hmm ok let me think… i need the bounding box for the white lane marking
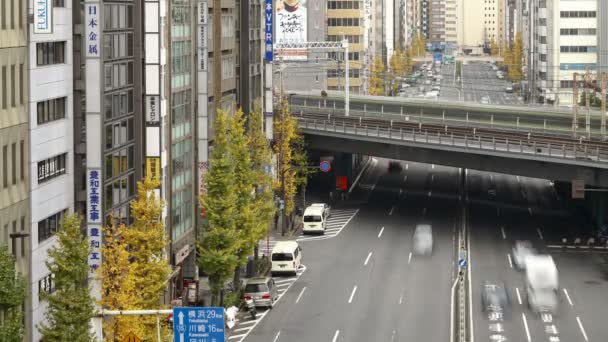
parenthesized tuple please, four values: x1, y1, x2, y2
(501, 226, 506, 239)
(228, 333, 248, 340)
(273, 331, 281, 342)
(295, 287, 307, 304)
(332, 330, 340, 342)
(233, 327, 253, 333)
(522, 313, 531, 342)
(389, 206, 395, 215)
(364, 252, 372, 266)
(403, 175, 408, 182)
(537, 228, 544, 240)
(428, 190, 432, 197)
(467, 229, 474, 342)
(517, 176, 521, 183)
(507, 253, 513, 268)
(399, 293, 404, 304)
(431, 174, 435, 182)
(378, 227, 385, 238)
(432, 164, 435, 169)
(528, 207, 533, 216)
(274, 278, 295, 284)
(515, 287, 522, 305)
(348, 285, 358, 303)
(408, 252, 412, 264)
(237, 319, 258, 326)
(422, 208, 427, 216)
(406, 164, 409, 170)
(275, 282, 291, 288)
(370, 183, 376, 191)
(563, 288, 573, 306)
(576, 316, 589, 341)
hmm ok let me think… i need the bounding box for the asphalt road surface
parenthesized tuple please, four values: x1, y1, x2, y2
(233, 160, 607, 342)
(461, 62, 523, 105)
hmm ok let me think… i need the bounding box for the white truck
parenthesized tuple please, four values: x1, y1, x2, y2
(525, 255, 559, 314)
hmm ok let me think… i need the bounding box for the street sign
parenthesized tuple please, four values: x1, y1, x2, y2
(122, 332, 142, 342)
(459, 249, 467, 261)
(458, 258, 467, 269)
(320, 160, 331, 173)
(572, 179, 585, 199)
(173, 307, 225, 342)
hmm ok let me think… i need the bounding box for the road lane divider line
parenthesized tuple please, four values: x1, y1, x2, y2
(431, 174, 435, 182)
(515, 287, 522, 305)
(295, 287, 307, 304)
(273, 331, 281, 342)
(467, 228, 474, 342)
(563, 288, 573, 306)
(501, 226, 506, 239)
(332, 330, 340, 342)
(228, 333, 247, 340)
(576, 316, 589, 341)
(408, 252, 412, 264)
(507, 253, 513, 268)
(422, 208, 427, 216)
(348, 285, 358, 304)
(522, 313, 531, 342)
(406, 164, 409, 170)
(274, 278, 295, 284)
(403, 175, 408, 182)
(537, 228, 544, 240)
(428, 191, 432, 197)
(432, 164, 435, 169)
(378, 227, 384, 238)
(364, 252, 372, 266)
(389, 206, 395, 216)
(528, 207, 533, 216)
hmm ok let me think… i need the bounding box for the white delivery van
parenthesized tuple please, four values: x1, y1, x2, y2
(302, 206, 326, 234)
(524, 255, 559, 314)
(271, 241, 302, 276)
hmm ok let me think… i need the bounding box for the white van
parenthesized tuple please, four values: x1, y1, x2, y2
(302, 206, 326, 234)
(271, 241, 302, 276)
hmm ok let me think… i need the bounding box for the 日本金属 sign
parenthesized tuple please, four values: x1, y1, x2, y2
(85, 3, 100, 57)
(173, 307, 224, 342)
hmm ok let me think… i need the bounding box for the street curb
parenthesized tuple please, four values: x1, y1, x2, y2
(348, 157, 374, 194)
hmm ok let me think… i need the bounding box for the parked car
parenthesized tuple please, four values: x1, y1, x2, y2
(244, 277, 279, 309)
(505, 86, 514, 93)
(271, 241, 302, 275)
(309, 203, 331, 219)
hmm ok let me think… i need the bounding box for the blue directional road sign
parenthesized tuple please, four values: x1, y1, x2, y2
(458, 258, 467, 269)
(173, 307, 224, 342)
(320, 160, 331, 173)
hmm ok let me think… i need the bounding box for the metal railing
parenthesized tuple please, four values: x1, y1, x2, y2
(297, 117, 608, 165)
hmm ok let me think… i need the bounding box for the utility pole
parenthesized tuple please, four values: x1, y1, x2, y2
(573, 72, 579, 136)
(585, 67, 591, 138)
(212, 0, 222, 114)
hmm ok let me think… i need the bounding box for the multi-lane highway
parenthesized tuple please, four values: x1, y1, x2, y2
(460, 62, 523, 105)
(229, 159, 607, 342)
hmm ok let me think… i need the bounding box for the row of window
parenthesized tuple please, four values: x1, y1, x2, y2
(0, 0, 33, 31)
(560, 28, 596, 36)
(105, 173, 135, 209)
(327, 18, 361, 27)
(171, 187, 193, 240)
(327, 1, 362, 10)
(560, 11, 596, 18)
(103, 32, 134, 60)
(559, 63, 596, 71)
(104, 145, 134, 180)
(104, 89, 134, 120)
(327, 69, 361, 78)
(0, 64, 24, 110)
(327, 35, 361, 43)
(560, 46, 597, 53)
(37, 153, 67, 184)
(38, 210, 67, 243)
(1, 141, 25, 188)
(104, 4, 134, 31)
(104, 61, 135, 91)
(36, 42, 66, 66)
(38, 273, 55, 298)
(104, 118, 135, 150)
(37, 97, 66, 125)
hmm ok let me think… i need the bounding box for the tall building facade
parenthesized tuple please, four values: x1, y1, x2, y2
(531, 0, 598, 104)
(428, 0, 445, 49)
(28, 0, 75, 339)
(237, 0, 264, 114)
(482, 0, 506, 44)
(0, 0, 30, 338)
(598, 0, 608, 75)
(445, 0, 458, 50)
(327, 0, 364, 93)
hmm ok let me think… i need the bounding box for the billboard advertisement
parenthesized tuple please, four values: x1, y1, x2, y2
(275, 0, 307, 60)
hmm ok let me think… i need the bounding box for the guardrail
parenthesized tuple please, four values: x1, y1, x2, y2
(296, 117, 608, 165)
(290, 103, 606, 140)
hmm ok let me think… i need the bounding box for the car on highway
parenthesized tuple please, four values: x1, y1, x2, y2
(309, 203, 331, 219)
(481, 281, 511, 319)
(512, 240, 536, 270)
(413, 224, 433, 255)
(424, 79, 432, 85)
(244, 277, 279, 309)
(480, 96, 491, 104)
(431, 85, 441, 92)
(505, 86, 514, 93)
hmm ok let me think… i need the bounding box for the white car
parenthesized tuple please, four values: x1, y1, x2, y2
(480, 96, 491, 104)
(309, 203, 331, 218)
(512, 241, 536, 270)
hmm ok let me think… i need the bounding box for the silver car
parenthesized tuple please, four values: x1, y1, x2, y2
(512, 241, 536, 270)
(244, 277, 279, 309)
(413, 224, 433, 256)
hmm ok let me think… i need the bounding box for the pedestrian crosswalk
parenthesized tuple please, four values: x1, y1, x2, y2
(297, 208, 359, 242)
(227, 265, 307, 341)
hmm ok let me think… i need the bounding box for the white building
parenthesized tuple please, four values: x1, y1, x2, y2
(531, 0, 598, 104)
(28, 0, 75, 339)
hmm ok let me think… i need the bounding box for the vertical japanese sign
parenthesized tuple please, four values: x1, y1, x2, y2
(87, 169, 102, 275)
(34, 0, 52, 34)
(85, 4, 100, 57)
(198, 0, 210, 224)
(275, 0, 307, 60)
(265, 0, 273, 61)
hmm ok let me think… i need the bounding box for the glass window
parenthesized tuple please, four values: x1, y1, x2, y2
(38, 273, 56, 299)
(37, 97, 67, 124)
(20, 140, 24, 180)
(1, 66, 6, 109)
(38, 210, 67, 242)
(37, 153, 67, 183)
(11, 143, 16, 185)
(36, 42, 66, 66)
(2, 145, 7, 188)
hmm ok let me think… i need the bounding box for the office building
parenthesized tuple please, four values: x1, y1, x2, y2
(598, 0, 608, 74)
(238, 0, 264, 114)
(421, 0, 429, 40)
(428, 0, 445, 49)
(26, 0, 76, 340)
(0, 0, 30, 338)
(530, 0, 598, 104)
(482, 0, 506, 44)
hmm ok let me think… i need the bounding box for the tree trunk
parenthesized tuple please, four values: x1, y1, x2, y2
(254, 245, 259, 260)
(233, 266, 241, 293)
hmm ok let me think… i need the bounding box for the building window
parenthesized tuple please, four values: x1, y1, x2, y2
(36, 41, 66, 66)
(37, 153, 67, 183)
(0, 0, 5, 30)
(20, 216, 25, 257)
(1, 66, 6, 109)
(2, 145, 7, 188)
(10, 65, 15, 107)
(20, 140, 24, 180)
(10, 0, 14, 29)
(560, 46, 596, 53)
(560, 11, 596, 18)
(37, 97, 67, 124)
(38, 273, 55, 298)
(53, 0, 65, 7)
(38, 210, 67, 243)
(11, 143, 16, 185)
(19, 64, 24, 104)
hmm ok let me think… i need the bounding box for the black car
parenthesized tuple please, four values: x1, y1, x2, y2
(481, 281, 511, 319)
(388, 161, 402, 172)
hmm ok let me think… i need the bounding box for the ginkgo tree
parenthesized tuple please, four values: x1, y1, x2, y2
(0, 246, 26, 342)
(369, 57, 386, 96)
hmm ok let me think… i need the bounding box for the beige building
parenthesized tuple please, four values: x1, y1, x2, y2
(459, 0, 505, 54)
(327, 0, 365, 93)
(0, 0, 30, 337)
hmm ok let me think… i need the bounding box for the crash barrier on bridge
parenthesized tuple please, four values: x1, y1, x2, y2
(546, 237, 608, 250)
(295, 117, 608, 165)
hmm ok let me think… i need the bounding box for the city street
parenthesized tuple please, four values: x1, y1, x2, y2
(228, 159, 608, 342)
